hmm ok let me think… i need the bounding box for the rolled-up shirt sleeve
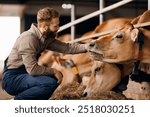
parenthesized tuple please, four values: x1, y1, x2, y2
(18, 36, 54, 76)
(46, 38, 87, 54)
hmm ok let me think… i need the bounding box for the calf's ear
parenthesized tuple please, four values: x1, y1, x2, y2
(130, 28, 139, 42)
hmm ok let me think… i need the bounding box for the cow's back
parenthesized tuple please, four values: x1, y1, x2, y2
(94, 18, 133, 33)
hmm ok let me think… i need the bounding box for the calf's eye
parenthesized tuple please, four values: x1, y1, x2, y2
(116, 34, 123, 39)
(95, 67, 101, 73)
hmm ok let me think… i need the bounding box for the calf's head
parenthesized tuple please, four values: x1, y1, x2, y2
(83, 61, 121, 97)
(87, 23, 139, 63)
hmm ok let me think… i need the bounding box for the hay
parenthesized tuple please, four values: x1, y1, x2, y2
(50, 81, 128, 100)
(50, 81, 85, 100)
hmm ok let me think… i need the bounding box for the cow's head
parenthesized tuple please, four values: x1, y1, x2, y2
(87, 23, 140, 63)
(83, 61, 121, 97)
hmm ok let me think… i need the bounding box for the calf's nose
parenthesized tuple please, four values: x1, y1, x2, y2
(83, 92, 87, 97)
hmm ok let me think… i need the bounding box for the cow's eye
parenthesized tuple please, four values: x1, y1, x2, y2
(95, 67, 101, 73)
(115, 34, 123, 39)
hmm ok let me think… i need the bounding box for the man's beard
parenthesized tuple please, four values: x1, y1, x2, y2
(44, 30, 57, 38)
(48, 31, 57, 38)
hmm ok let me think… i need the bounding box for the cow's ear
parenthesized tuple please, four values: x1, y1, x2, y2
(131, 28, 139, 42)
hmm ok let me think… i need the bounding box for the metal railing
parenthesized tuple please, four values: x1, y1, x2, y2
(148, 0, 150, 10)
(67, 21, 150, 43)
(58, 0, 133, 33)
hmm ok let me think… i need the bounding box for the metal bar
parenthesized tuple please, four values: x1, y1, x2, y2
(68, 21, 150, 43)
(58, 0, 133, 32)
(134, 21, 150, 28)
(67, 30, 113, 43)
(71, 4, 75, 40)
(99, 0, 104, 24)
(148, 0, 150, 10)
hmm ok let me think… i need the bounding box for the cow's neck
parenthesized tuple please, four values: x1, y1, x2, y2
(139, 28, 150, 63)
(131, 28, 150, 75)
(131, 29, 144, 78)
(135, 30, 144, 60)
(132, 28, 150, 63)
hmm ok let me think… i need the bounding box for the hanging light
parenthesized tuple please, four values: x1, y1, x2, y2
(62, 3, 72, 9)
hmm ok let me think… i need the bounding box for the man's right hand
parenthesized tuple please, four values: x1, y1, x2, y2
(53, 69, 63, 84)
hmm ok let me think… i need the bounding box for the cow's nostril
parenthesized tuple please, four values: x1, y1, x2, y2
(83, 92, 87, 97)
(89, 42, 95, 47)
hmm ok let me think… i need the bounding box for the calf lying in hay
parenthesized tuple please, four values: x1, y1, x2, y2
(50, 81, 128, 100)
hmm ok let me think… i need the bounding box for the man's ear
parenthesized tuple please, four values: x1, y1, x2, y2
(130, 28, 139, 42)
(44, 26, 48, 31)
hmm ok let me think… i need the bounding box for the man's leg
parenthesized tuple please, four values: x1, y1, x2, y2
(12, 74, 58, 100)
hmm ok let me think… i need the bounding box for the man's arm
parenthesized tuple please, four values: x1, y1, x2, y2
(18, 35, 54, 76)
(46, 38, 87, 54)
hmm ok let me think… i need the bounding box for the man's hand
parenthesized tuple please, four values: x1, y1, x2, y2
(53, 69, 63, 84)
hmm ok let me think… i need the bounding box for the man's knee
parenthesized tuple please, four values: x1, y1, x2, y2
(42, 77, 58, 87)
(41, 78, 59, 91)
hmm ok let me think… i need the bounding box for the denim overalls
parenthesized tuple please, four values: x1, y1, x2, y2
(2, 59, 58, 100)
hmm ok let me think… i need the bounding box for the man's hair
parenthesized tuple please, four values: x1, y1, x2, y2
(37, 7, 59, 23)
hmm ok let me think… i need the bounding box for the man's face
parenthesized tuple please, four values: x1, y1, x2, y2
(49, 17, 60, 33)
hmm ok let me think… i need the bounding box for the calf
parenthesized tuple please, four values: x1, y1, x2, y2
(83, 61, 121, 97)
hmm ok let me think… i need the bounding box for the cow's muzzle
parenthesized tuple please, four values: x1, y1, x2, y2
(82, 91, 88, 97)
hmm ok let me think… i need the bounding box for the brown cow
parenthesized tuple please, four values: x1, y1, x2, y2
(38, 18, 133, 94)
(38, 17, 133, 74)
(87, 10, 150, 65)
(82, 60, 150, 99)
(79, 17, 132, 44)
(51, 53, 93, 87)
(83, 61, 121, 97)
(51, 61, 128, 100)
(94, 18, 133, 33)
(86, 10, 150, 99)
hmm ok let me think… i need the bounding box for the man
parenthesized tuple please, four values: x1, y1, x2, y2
(2, 7, 87, 100)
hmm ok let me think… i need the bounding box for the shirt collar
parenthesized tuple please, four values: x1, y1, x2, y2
(29, 23, 45, 43)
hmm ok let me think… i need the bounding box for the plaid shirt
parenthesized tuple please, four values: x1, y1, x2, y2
(6, 23, 86, 76)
